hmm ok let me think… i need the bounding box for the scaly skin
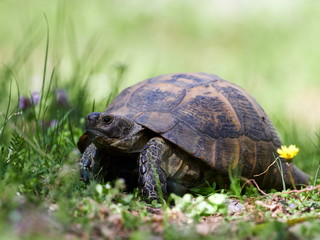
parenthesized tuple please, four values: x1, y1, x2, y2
(79, 143, 97, 182)
(138, 137, 168, 201)
(79, 143, 109, 183)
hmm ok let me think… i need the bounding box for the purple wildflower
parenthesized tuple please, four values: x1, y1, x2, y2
(31, 92, 40, 105)
(50, 120, 58, 127)
(19, 92, 40, 110)
(19, 96, 32, 110)
(55, 89, 69, 107)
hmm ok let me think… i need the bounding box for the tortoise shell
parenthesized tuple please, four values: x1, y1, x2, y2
(105, 72, 282, 178)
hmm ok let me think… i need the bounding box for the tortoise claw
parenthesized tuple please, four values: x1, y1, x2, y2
(80, 168, 91, 183)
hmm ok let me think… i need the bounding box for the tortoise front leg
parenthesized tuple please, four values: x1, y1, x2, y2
(138, 137, 170, 201)
(79, 143, 97, 182)
(79, 143, 107, 183)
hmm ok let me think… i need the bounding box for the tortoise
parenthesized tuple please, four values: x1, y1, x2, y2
(78, 72, 309, 200)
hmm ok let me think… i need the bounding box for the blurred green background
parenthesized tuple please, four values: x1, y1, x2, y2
(0, 0, 319, 174)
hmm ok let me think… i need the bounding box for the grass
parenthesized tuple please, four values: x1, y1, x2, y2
(0, 0, 320, 239)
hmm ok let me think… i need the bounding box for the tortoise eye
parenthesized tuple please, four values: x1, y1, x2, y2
(103, 116, 113, 125)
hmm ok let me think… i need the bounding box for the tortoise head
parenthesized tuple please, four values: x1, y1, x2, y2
(83, 112, 147, 153)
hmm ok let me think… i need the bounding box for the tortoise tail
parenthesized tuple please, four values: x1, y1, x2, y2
(281, 162, 310, 189)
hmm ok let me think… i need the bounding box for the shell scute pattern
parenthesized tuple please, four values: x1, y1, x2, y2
(216, 85, 272, 141)
(194, 135, 216, 164)
(162, 121, 200, 156)
(128, 84, 186, 113)
(106, 87, 138, 118)
(214, 138, 240, 171)
(173, 95, 241, 139)
(238, 136, 257, 176)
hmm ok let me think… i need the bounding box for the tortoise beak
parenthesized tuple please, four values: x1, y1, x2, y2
(85, 112, 101, 128)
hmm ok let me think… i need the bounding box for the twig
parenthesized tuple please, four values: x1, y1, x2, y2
(253, 157, 278, 177)
(242, 178, 267, 195)
(275, 185, 320, 195)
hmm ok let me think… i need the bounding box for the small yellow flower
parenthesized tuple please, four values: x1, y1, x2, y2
(277, 145, 299, 161)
